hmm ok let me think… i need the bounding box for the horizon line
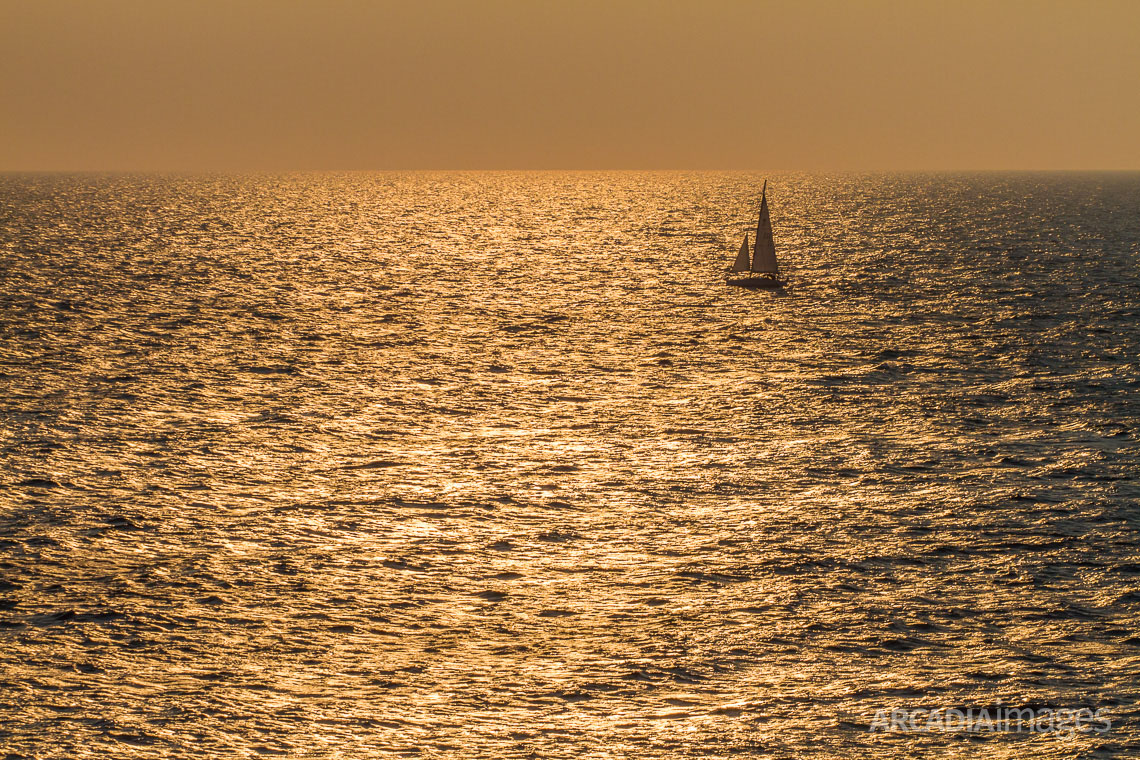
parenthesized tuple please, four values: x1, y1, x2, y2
(5, 167, 1140, 174)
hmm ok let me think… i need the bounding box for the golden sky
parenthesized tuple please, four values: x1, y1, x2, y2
(3, 0, 1138, 170)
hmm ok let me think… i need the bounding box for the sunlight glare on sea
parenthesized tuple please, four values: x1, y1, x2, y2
(1, 171, 1139, 758)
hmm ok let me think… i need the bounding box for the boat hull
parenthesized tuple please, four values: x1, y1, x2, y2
(726, 275, 783, 289)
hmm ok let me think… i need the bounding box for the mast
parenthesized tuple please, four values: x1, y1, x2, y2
(731, 234, 751, 272)
(751, 180, 778, 275)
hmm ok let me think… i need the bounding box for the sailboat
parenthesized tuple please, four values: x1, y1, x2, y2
(727, 180, 782, 289)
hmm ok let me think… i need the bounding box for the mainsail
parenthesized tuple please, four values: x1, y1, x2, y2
(751, 181, 778, 275)
(731, 234, 751, 272)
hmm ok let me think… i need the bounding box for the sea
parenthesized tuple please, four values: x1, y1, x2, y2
(1, 172, 1138, 758)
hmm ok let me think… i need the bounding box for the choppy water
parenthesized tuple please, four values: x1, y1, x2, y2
(2, 172, 1139, 758)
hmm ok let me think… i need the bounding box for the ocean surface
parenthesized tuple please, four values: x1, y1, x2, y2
(1, 172, 1139, 758)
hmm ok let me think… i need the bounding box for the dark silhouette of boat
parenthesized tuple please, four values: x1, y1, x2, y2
(727, 180, 783, 289)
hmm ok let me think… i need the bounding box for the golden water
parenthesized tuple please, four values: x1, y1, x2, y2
(2, 172, 1139, 757)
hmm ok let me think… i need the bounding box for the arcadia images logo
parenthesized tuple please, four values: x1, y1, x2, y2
(868, 704, 1111, 736)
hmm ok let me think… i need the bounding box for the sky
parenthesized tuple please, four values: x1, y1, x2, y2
(2, 0, 1139, 170)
